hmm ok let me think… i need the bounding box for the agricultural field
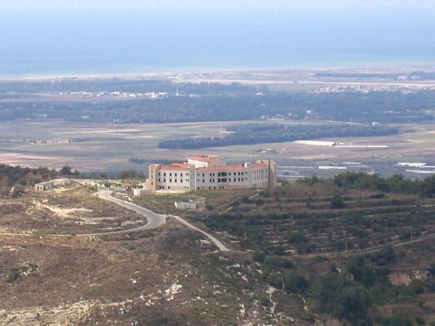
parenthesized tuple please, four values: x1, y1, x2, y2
(1, 119, 435, 178)
(203, 182, 435, 255)
(136, 172, 435, 325)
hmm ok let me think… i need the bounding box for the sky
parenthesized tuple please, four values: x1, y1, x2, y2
(0, 0, 434, 74)
(1, 0, 434, 10)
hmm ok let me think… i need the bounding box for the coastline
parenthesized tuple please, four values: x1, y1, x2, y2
(1, 63, 435, 82)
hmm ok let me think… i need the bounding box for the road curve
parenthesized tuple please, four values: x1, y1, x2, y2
(94, 190, 166, 232)
(97, 191, 229, 251)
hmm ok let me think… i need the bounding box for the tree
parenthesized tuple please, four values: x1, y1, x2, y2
(379, 314, 416, 326)
(59, 165, 73, 175)
(288, 230, 309, 245)
(428, 262, 435, 276)
(318, 274, 372, 323)
(330, 194, 345, 209)
(12, 186, 24, 198)
(284, 271, 308, 293)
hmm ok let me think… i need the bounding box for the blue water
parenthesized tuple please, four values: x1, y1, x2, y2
(0, 5, 434, 77)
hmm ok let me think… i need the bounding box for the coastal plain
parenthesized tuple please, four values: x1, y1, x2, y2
(1, 67, 434, 175)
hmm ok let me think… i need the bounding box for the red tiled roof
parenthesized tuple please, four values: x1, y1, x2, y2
(169, 163, 191, 168)
(197, 165, 246, 171)
(160, 165, 190, 171)
(197, 163, 268, 171)
(160, 167, 190, 171)
(252, 163, 268, 168)
(153, 162, 192, 171)
(189, 156, 223, 163)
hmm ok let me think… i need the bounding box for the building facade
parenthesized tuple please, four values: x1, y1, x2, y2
(146, 156, 276, 193)
(34, 179, 71, 191)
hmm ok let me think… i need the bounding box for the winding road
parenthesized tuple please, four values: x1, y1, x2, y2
(96, 190, 230, 251)
(95, 190, 166, 231)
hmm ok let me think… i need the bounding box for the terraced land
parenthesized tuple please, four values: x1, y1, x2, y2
(205, 183, 435, 256)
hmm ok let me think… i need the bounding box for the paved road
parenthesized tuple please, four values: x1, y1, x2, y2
(95, 190, 166, 232)
(170, 215, 230, 252)
(97, 190, 229, 251)
(97, 191, 229, 251)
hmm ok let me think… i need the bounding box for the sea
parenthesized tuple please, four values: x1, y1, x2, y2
(0, 5, 434, 77)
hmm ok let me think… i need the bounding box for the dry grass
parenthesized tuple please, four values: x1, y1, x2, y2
(0, 185, 145, 235)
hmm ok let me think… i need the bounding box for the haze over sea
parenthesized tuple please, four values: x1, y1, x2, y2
(0, 1, 434, 77)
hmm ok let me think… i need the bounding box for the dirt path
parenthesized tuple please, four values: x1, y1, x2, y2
(296, 233, 435, 259)
(169, 215, 230, 252)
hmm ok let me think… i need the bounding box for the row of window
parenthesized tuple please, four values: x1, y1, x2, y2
(159, 172, 190, 177)
(196, 177, 248, 184)
(197, 186, 226, 190)
(158, 169, 265, 179)
(159, 179, 190, 183)
(156, 169, 268, 185)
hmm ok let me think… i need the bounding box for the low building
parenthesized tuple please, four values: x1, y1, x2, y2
(174, 201, 197, 209)
(34, 179, 71, 191)
(146, 156, 276, 193)
(133, 188, 152, 196)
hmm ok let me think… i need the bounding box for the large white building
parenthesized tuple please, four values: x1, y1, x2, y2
(146, 156, 276, 193)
